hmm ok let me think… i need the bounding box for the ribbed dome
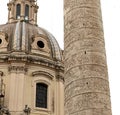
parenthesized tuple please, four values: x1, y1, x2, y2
(0, 21, 63, 61)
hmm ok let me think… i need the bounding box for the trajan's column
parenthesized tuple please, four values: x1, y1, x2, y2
(64, 0, 112, 115)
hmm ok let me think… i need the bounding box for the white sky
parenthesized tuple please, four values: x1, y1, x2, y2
(0, 0, 120, 114)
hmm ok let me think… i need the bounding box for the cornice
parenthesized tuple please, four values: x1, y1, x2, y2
(0, 53, 64, 71)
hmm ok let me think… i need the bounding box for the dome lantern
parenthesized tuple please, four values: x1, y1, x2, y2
(7, 0, 39, 25)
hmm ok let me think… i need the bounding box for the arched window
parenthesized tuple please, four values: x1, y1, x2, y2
(36, 83, 48, 108)
(16, 4, 21, 19)
(25, 4, 29, 20)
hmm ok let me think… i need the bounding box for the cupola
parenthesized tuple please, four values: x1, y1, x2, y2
(7, 0, 39, 25)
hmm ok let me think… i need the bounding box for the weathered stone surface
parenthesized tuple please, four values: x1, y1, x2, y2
(65, 93, 111, 114)
(65, 78, 110, 100)
(65, 65, 108, 85)
(64, 0, 112, 114)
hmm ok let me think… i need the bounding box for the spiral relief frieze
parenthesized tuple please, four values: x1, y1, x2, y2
(64, 0, 112, 114)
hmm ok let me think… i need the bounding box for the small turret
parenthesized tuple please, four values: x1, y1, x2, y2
(7, 0, 38, 25)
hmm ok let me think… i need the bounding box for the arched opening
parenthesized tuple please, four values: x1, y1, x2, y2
(25, 4, 29, 20)
(16, 4, 21, 19)
(36, 83, 48, 108)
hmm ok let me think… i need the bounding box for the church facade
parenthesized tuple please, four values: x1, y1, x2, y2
(0, 0, 112, 115)
(0, 0, 64, 115)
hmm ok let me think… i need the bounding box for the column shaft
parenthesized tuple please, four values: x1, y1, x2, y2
(64, 0, 112, 114)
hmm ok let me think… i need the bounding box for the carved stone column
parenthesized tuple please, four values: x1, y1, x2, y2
(21, 1, 25, 20)
(64, 0, 112, 115)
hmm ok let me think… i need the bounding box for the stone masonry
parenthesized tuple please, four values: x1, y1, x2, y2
(64, 0, 112, 114)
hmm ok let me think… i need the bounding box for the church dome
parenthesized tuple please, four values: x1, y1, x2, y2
(0, 21, 63, 62)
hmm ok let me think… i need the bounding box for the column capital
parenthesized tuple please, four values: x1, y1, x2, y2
(8, 63, 27, 73)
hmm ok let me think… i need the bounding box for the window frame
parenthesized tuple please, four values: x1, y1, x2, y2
(33, 79, 51, 112)
(25, 4, 29, 20)
(32, 71, 54, 113)
(16, 4, 21, 19)
(36, 82, 48, 108)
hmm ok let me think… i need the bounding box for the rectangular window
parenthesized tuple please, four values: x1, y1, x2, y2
(36, 83, 48, 108)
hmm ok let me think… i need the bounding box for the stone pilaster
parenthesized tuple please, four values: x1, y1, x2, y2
(55, 74, 64, 115)
(21, 1, 25, 20)
(7, 2, 14, 23)
(8, 63, 27, 115)
(0, 71, 3, 93)
(64, 0, 112, 115)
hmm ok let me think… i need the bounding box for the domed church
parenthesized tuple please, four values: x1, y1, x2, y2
(0, 0, 113, 115)
(0, 0, 64, 115)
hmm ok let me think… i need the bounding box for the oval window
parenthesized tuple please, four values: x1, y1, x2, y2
(37, 41, 44, 48)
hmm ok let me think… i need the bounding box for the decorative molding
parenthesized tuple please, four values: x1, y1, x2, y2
(0, 54, 64, 71)
(56, 74, 64, 83)
(8, 65, 27, 73)
(55, 64, 64, 82)
(32, 71, 54, 80)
